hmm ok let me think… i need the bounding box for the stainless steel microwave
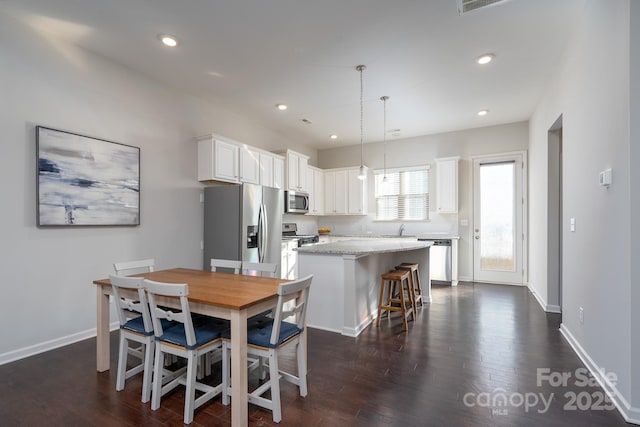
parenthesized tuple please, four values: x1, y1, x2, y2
(284, 190, 309, 214)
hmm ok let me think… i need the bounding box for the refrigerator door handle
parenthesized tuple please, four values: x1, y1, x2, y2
(258, 204, 263, 263)
(261, 203, 269, 263)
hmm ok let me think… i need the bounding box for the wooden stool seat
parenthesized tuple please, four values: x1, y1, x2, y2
(396, 262, 424, 311)
(377, 269, 415, 331)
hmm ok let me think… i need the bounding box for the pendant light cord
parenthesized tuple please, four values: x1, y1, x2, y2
(382, 96, 387, 178)
(359, 66, 364, 167)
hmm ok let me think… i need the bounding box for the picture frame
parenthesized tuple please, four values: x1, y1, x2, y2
(36, 126, 140, 226)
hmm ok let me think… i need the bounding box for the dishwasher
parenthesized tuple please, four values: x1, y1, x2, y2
(422, 239, 452, 282)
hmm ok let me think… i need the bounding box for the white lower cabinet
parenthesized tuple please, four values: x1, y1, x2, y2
(281, 240, 298, 279)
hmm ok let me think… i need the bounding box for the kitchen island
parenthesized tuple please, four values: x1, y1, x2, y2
(296, 239, 432, 337)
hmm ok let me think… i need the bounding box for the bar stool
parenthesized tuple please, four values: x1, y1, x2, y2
(377, 269, 414, 331)
(396, 262, 424, 313)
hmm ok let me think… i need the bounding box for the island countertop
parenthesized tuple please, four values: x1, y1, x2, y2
(296, 238, 432, 255)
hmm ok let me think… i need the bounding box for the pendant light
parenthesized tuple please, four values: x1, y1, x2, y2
(380, 96, 389, 183)
(356, 65, 367, 180)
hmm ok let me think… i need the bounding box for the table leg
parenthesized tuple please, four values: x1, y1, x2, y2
(230, 309, 248, 427)
(96, 285, 110, 372)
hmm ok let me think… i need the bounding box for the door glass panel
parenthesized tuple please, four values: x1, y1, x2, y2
(480, 162, 515, 271)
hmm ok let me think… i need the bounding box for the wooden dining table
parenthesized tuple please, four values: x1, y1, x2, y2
(93, 268, 299, 427)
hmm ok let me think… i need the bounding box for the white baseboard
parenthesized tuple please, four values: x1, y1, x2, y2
(527, 284, 562, 313)
(459, 275, 473, 282)
(560, 324, 640, 425)
(0, 322, 119, 366)
(546, 304, 561, 313)
(306, 323, 342, 335)
(342, 314, 376, 337)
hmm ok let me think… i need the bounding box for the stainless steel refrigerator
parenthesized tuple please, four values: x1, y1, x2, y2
(203, 184, 283, 276)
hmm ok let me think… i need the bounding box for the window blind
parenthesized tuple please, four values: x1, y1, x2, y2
(374, 166, 429, 221)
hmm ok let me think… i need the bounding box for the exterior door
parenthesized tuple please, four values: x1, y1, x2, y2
(473, 153, 525, 284)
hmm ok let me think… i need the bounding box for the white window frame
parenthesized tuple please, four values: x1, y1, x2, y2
(374, 165, 430, 221)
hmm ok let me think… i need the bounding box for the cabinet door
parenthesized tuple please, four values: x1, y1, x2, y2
(324, 172, 336, 214)
(287, 153, 300, 190)
(306, 168, 316, 214)
(260, 153, 274, 187)
(437, 158, 458, 213)
(197, 139, 215, 181)
(334, 170, 347, 214)
(314, 168, 324, 215)
(273, 156, 284, 189)
(347, 169, 365, 214)
(298, 156, 308, 191)
(214, 140, 239, 182)
(240, 146, 260, 184)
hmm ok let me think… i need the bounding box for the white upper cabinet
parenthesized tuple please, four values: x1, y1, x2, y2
(347, 168, 368, 215)
(324, 167, 367, 216)
(240, 146, 260, 184)
(324, 169, 348, 215)
(436, 157, 459, 213)
(259, 152, 285, 189)
(198, 136, 240, 183)
(197, 134, 284, 188)
(281, 150, 309, 192)
(273, 156, 284, 189)
(306, 166, 324, 215)
(259, 152, 274, 188)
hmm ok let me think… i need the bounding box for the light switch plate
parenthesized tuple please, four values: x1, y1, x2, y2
(570, 217, 576, 232)
(460, 219, 469, 227)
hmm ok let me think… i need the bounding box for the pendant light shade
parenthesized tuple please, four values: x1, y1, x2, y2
(356, 65, 367, 180)
(380, 96, 389, 183)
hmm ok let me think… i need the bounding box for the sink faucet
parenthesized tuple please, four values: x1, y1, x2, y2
(399, 223, 405, 236)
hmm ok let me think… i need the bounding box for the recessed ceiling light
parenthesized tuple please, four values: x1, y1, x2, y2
(276, 104, 288, 111)
(478, 109, 489, 116)
(477, 54, 494, 65)
(330, 134, 338, 140)
(159, 34, 178, 47)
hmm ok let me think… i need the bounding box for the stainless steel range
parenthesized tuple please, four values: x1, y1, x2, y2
(282, 223, 319, 247)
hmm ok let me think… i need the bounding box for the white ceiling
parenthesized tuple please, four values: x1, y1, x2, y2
(1, 0, 586, 150)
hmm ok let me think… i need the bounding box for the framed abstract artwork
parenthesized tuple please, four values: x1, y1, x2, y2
(36, 126, 140, 226)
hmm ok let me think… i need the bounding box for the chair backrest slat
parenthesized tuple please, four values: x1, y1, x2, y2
(143, 279, 196, 346)
(109, 275, 152, 333)
(113, 258, 155, 276)
(270, 275, 313, 346)
(242, 262, 277, 278)
(210, 258, 241, 274)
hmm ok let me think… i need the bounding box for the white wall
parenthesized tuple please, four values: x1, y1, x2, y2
(529, 0, 637, 420)
(317, 122, 529, 280)
(630, 0, 640, 415)
(0, 12, 314, 361)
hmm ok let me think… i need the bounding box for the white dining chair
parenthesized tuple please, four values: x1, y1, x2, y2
(221, 275, 313, 423)
(145, 279, 228, 424)
(210, 258, 242, 274)
(241, 261, 277, 278)
(109, 275, 155, 403)
(112, 259, 157, 363)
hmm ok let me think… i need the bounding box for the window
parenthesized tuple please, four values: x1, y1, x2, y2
(374, 166, 429, 221)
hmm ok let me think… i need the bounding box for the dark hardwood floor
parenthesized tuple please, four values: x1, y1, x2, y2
(0, 283, 630, 426)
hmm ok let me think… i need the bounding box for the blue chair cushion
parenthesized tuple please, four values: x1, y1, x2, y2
(246, 318, 303, 349)
(221, 314, 271, 340)
(193, 314, 230, 330)
(157, 321, 226, 350)
(122, 316, 177, 336)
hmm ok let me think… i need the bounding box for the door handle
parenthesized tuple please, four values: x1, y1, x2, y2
(261, 204, 268, 263)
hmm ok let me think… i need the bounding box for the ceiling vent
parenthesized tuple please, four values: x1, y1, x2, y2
(456, 0, 507, 14)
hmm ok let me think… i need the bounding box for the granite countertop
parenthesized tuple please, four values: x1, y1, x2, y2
(320, 233, 460, 240)
(296, 238, 432, 255)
